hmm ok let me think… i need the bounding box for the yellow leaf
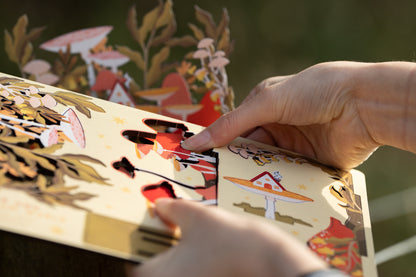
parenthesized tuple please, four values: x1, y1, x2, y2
(330, 256, 347, 266)
(310, 237, 326, 245)
(12, 15, 29, 64)
(188, 23, 204, 41)
(194, 5, 216, 39)
(155, 0, 174, 29)
(215, 8, 230, 40)
(138, 3, 162, 45)
(4, 30, 17, 63)
(217, 28, 230, 52)
(117, 45, 145, 71)
(126, 5, 141, 44)
(37, 174, 47, 191)
(150, 18, 176, 47)
(21, 42, 33, 66)
(316, 246, 334, 255)
(147, 46, 170, 87)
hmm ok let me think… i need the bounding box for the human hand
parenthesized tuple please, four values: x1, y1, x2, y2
(181, 62, 383, 169)
(126, 198, 326, 277)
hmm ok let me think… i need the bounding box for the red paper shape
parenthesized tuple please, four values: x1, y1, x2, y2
(142, 181, 177, 203)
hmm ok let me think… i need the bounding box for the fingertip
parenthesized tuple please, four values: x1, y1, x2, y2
(181, 129, 213, 151)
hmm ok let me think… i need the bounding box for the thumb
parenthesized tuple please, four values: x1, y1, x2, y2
(181, 92, 276, 152)
(154, 198, 208, 236)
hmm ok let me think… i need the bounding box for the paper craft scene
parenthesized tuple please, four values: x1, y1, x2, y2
(0, 72, 375, 276)
(5, 0, 416, 276)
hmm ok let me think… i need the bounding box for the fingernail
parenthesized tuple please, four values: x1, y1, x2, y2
(181, 130, 211, 150)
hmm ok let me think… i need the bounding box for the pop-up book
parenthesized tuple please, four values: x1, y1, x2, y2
(3, 1, 376, 276)
(0, 73, 376, 276)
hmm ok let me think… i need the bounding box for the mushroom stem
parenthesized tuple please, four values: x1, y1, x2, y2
(264, 196, 276, 220)
(81, 51, 96, 87)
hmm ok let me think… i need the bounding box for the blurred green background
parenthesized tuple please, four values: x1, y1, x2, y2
(1, 0, 415, 276)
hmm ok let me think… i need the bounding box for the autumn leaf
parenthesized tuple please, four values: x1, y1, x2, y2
(138, 2, 162, 45)
(150, 18, 177, 47)
(117, 45, 145, 71)
(126, 5, 141, 44)
(165, 35, 197, 48)
(53, 91, 105, 118)
(194, 5, 216, 39)
(188, 23, 205, 41)
(147, 46, 170, 87)
(4, 30, 17, 63)
(216, 8, 230, 40)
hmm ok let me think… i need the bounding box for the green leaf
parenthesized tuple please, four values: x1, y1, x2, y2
(147, 46, 170, 87)
(138, 3, 162, 45)
(188, 23, 204, 41)
(117, 45, 145, 71)
(126, 5, 141, 44)
(4, 30, 17, 63)
(194, 5, 216, 39)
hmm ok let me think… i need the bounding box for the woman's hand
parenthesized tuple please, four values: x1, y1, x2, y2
(126, 198, 326, 277)
(182, 61, 416, 169)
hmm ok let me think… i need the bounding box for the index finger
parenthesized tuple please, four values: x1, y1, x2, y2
(181, 88, 278, 152)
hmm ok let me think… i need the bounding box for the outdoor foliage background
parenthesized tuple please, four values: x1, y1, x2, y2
(1, 0, 415, 276)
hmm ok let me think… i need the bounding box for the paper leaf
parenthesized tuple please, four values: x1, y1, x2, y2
(217, 28, 231, 53)
(126, 5, 141, 44)
(155, 0, 174, 29)
(194, 5, 216, 39)
(188, 23, 205, 41)
(147, 46, 170, 87)
(150, 18, 177, 47)
(138, 3, 162, 45)
(12, 15, 29, 55)
(0, 135, 30, 144)
(117, 45, 145, 71)
(21, 43, 33, 66)
(53, 91, 105, 118)
(4, 30, 17, 63)
(215, 8, 230, 41)
(165, 35, 197, 48)
(60, 155, 109, 185)
(25, 26, 46, 42)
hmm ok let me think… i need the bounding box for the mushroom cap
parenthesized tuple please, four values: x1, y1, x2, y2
(193, 49, 210, 59)
(23, 59, 51, 75)
(208, 57, 230, 68)
(224, 176, 313, 203)
(214, 50, 226, 57)
(88, 50, 129, 68)
(163, 104, 203, 116)
(37, 73, 59, 85)
(40, 26, 113, 54)
(197, 37, 214, 48)
(134, 87, 177, 102)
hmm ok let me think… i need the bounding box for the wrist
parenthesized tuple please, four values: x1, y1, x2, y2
(352, 62, 416, 152)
